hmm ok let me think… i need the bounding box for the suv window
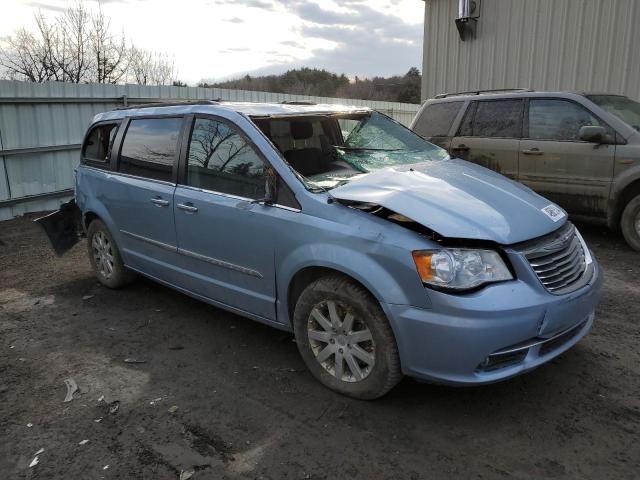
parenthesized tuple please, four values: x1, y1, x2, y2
(413, 101, 464, 138)
(83, 123, 119, 163)
(458, 100, 523, 138)
(119, 118, 182, 182)
(186, 117, 267, 199)
(529, 99, 602, 141)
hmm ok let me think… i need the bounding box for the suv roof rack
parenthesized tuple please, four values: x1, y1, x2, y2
(434, 88, 533, 99)
(114, 100, 220, 111)
(280, 101, 316, 105)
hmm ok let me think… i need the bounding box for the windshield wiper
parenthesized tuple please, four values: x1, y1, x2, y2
(335, 146, 402, 152)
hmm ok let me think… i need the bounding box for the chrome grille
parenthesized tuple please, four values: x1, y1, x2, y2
(522, 223, 588, 294)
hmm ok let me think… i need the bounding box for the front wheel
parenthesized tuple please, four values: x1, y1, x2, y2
(86, 219, 135, 288)
(293, 275, 402, 399)
(621, 195, 640, 252)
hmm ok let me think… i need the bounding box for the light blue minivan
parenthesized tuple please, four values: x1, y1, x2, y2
(38, 101, 603, 399)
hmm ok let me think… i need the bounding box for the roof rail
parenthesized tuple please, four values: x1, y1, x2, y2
(434, 88, 533, 99)
(280, 101, 316, 105)
(114, 100, 220, 111)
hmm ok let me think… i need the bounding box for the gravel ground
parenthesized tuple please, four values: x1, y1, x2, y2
(0, 215, 639, 479)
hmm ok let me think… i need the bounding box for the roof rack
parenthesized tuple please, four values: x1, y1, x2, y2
(434, 88, 533, 99)
(280, 101, 316, 105)
(114, 100, 220, 111)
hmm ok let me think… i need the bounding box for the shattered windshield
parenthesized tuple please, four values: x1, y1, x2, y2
(302, 112, 449, 190)
(588, 95, 640, 131)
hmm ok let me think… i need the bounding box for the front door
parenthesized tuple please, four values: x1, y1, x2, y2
(450, 99, 524, 180)
(173, 116, 279, 321)
(519, 99, 616, 217)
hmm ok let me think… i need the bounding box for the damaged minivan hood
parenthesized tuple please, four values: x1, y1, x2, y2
(330, 159, 567, 245)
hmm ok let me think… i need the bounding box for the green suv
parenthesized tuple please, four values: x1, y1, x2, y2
(411, 89, 640, 251)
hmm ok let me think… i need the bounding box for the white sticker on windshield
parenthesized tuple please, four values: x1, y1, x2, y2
(542, 204, 566, 222)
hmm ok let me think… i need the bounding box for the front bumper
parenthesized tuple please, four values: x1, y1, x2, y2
(384, 258, 603, 385)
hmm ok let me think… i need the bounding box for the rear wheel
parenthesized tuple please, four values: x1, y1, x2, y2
(621, 195, 640, 252)
(293, 274, 402, 399)
(86, 219, 135, 288)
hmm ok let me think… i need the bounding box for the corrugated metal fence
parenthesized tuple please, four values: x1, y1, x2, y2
(0, 80, 420, 221)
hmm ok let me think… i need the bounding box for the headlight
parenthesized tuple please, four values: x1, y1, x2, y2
(412, 249, 513, 291)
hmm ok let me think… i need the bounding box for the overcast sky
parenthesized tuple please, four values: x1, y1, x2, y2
(1, 0, 424, 84)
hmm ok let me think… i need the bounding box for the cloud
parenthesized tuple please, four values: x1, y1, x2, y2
(280, 39, 304, 48)
(213, 0, 273, 9)
(240, 0, 423, 79)
(25, 1, 67, 13)
(26, 0, 128, 12)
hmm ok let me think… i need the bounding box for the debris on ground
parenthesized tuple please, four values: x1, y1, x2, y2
(29, 448, 44, 468)
(123, 358, 147, 364)
(108, 401, 120, 415)
(78, 439, 89, 446)
(63, 378, 78, 403)
(149, 397, 162, 405)
(103, 465, 110, 470)
(168, 405, 179, 414)
(82, 295, 94, 301)
(179, 469, 195, 480)
(94, 417, 103, 423)
(97, 395, 105, 403)
(26, 423, 32, 428)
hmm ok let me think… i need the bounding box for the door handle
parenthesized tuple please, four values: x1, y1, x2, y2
(522, 148, 544, 155)
(151, 198, 169, 207)
(452, 144, 470, 151)
(177, 203, 198, 213)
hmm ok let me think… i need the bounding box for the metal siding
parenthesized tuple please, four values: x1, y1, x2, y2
(0, 80, 419, 220)
(422, 0, 640, 100)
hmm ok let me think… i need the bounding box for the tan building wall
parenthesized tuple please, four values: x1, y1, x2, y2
(422, 0, 640, 100)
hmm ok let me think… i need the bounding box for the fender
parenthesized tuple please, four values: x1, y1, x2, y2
(276, 241, 432, 327)
(76, 187, 122, 246)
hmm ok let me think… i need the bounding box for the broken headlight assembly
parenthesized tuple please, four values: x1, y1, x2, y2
(412, 249, 513, 291)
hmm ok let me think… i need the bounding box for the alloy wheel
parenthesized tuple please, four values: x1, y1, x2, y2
(92, 231, 114, 279)
(307, 300, 375, 382)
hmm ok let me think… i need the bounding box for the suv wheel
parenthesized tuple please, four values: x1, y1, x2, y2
(293, 274, 402, 399)
(621, 195, 640, 252)
(87, 219, 135, 288)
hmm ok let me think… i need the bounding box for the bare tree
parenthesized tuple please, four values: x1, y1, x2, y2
(0, 0, 176, 86)
(56, 1, 91, 83)
(0, 13, 59, 83)
(128, 47, 176, 86)
(89, 6, 128, 83)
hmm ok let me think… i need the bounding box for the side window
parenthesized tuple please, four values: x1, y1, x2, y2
(119, 118, 182, 182)
(187, 117, 267, 199)
(413, 101, 464, 138)
(458, 100, 523, 138)
(529, 99, 602, 141)
(83, 123, 119, 163)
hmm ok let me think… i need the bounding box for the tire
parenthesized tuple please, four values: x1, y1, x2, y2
(293, 274, 402, 400)
(621, 195, 640, 252)
(86, 219, 135, 288)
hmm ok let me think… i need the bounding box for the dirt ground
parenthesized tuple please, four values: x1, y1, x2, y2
(0, 215, 638, 480)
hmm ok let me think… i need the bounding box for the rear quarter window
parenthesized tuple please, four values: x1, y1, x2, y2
(82, 123, 120, 165)
(413, 101, 464, 138)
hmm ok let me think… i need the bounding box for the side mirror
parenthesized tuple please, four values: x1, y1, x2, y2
(579, 125, 608, 144)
